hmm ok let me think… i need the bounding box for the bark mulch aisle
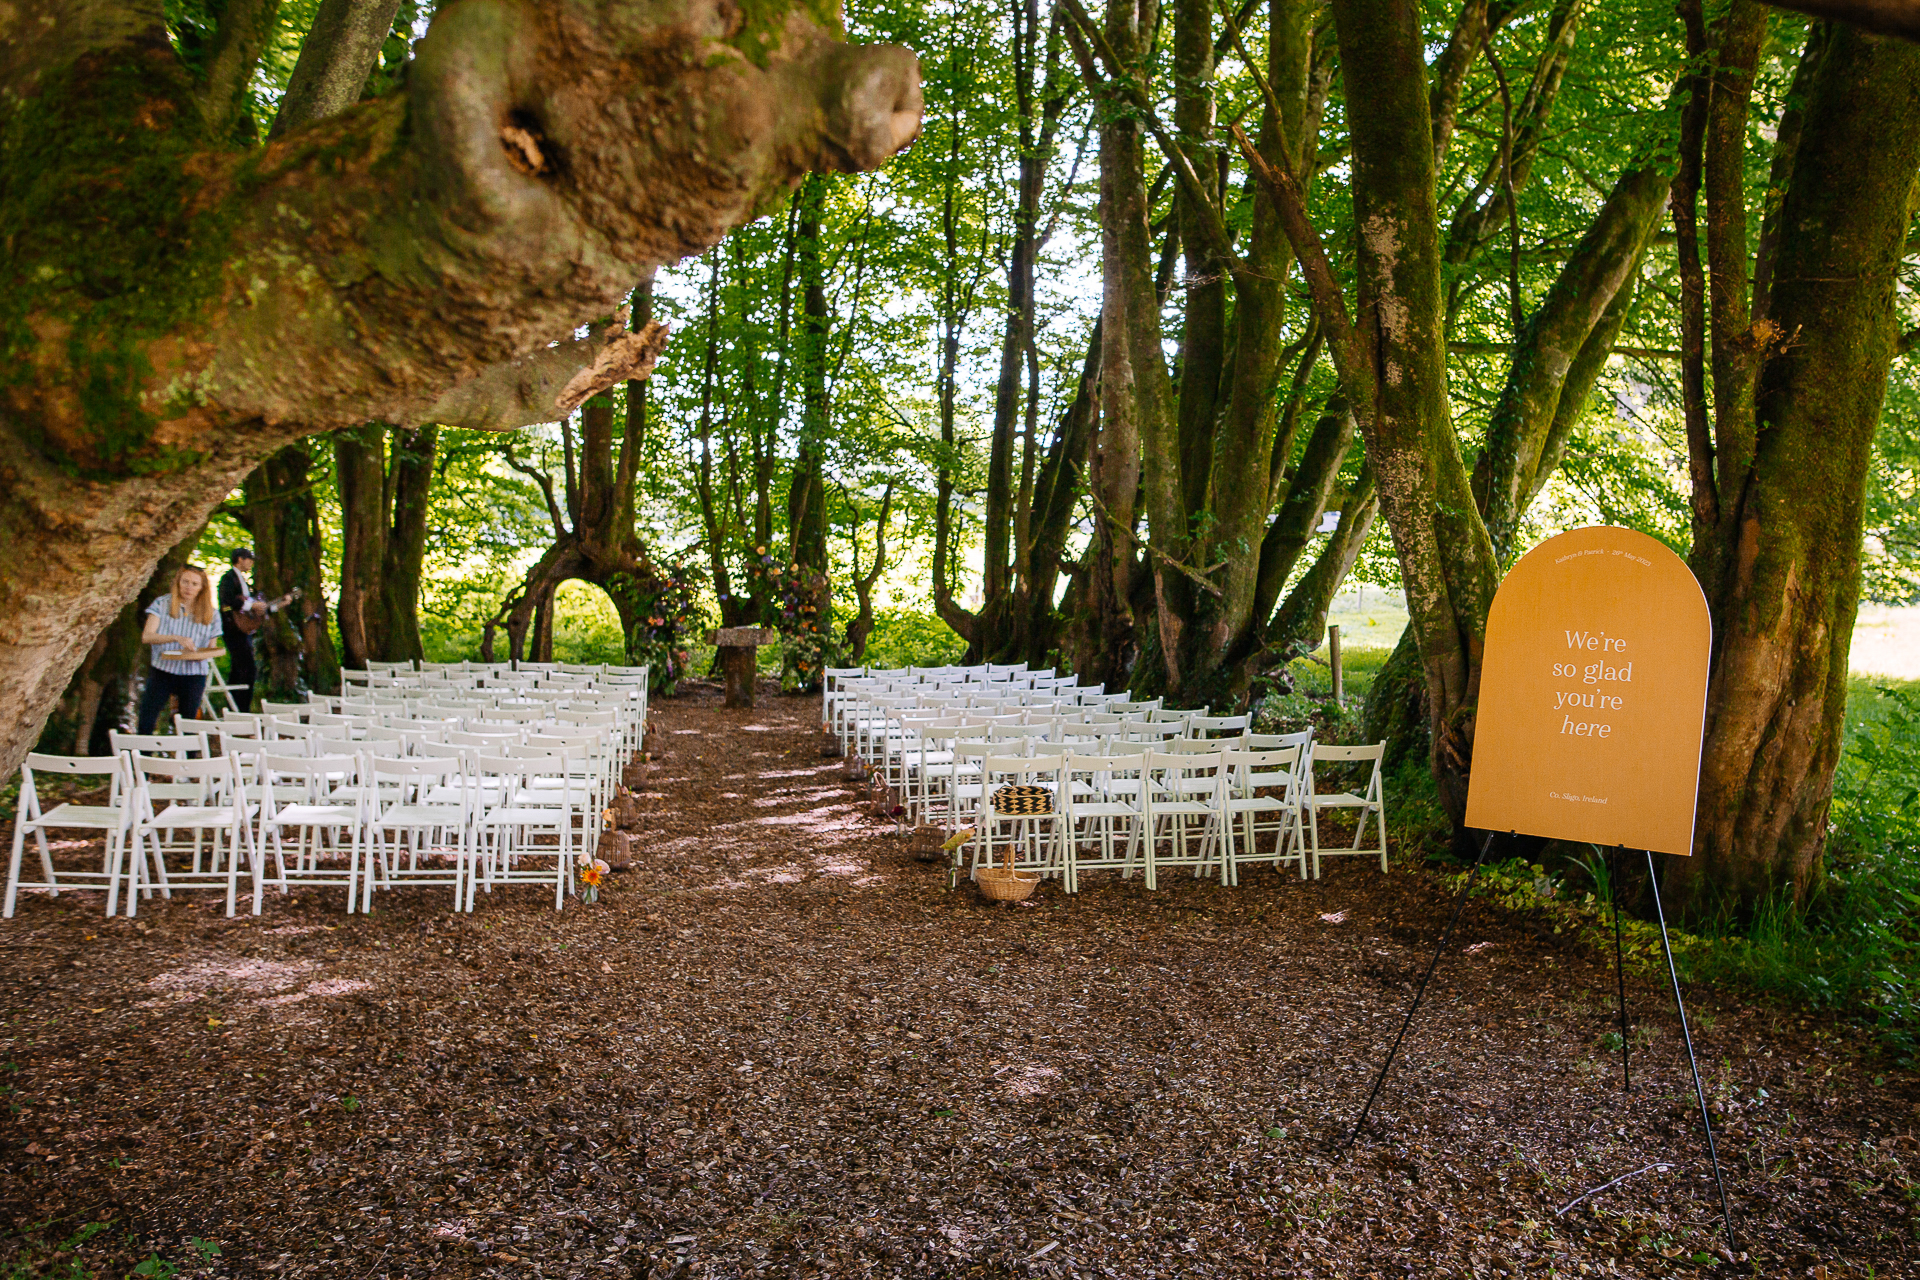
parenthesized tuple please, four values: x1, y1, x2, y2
(1, 681, 1915, 1278)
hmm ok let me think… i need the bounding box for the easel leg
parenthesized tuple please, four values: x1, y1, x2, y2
(1644, 849, 1735, 1246)
(1610, 843, 1630, 1091)
(1342, 829, 1500, 1152)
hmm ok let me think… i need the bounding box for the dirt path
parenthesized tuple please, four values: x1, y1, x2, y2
(1, 684, 1915, 1278)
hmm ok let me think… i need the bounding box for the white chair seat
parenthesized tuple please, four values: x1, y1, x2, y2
(373, 804, 465, 827)
(35, 803, 123, 828)
(480, 806, 567, 827)
(267, 803, 357, 826)
(152, 804, 250, 826)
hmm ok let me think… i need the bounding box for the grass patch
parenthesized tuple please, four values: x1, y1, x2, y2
(1677, 677, 1920, 1058)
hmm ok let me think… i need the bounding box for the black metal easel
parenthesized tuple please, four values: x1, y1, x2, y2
(1644, 847, 1734, 1244)
(1608, 843, 1630, 1091)
(1337, 834, 1736, 1249)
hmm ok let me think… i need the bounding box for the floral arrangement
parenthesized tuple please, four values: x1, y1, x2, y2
(737, 546, 839, 694)
(614, 562, 703, 696)
(578, 858, 610, 904)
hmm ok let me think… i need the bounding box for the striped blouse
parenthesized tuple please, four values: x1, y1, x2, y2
(146, 595, 223, 676)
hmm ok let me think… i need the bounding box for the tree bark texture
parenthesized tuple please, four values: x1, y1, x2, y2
(1325, 0, 1499, 820)
(241, 442, 341, 697)
(334, 424, 435, 668)
(0, 0, 923, 779)
(1670, 23, 1920, 912)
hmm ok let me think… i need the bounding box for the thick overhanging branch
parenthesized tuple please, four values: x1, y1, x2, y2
(0, 0, 925, 786)
(9, 0, 925, 458)
(417, 333, 634, 432)
(1759, 0, 1920, 39)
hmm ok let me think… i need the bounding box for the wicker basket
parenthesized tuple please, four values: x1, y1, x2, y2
(976, 866, 1041, 902)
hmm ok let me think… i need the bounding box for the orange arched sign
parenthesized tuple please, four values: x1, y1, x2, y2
(1464, 525, 1711, 855)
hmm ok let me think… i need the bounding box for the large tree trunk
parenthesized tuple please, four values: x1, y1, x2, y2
(242, 443, 341, 698)
(335, 424, 435, 668)
(1069, 0, 1156, 691)
(1319, 0, 1499, 822)
(1668, 22, 1920, 912)
(0, 0, 923, 780)
(1067, 0, 1355, 707)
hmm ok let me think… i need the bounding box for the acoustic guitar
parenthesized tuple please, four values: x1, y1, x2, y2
(232, 585, 302, 635)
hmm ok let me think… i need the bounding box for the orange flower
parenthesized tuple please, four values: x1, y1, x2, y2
(580, 863, 604, 888)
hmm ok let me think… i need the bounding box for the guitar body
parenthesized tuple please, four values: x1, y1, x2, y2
(230, 586, 299, 635)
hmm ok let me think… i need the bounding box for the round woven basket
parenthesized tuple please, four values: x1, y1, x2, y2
(976, 866, 1041, 902)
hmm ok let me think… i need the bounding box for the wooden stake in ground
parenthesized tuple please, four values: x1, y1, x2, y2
(705, 627, 779, 709)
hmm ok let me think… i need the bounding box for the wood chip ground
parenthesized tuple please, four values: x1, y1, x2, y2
(1, 683, 1914, 1277)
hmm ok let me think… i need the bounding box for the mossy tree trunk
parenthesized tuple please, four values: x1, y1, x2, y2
(0, 0, 923, 779)
(241, 441, 341, 698)
(1667, 18, 1920, 913)
(335, 423, 435, 668)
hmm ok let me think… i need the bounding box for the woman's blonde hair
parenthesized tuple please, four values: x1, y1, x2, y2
(168, 564, 216, 627)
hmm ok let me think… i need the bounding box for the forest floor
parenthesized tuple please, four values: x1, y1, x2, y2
(2, 684, 1916, 1280)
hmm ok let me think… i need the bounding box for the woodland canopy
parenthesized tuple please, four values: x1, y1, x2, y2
(5, 0, 1920, 925)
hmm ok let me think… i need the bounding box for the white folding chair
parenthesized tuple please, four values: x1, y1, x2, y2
(1141, 750, 1227, 889)
(1220, 747, 1308, 884)
(361, 753, 473, 910)
(5, 754, 134, 917)
(1307, 742, 1389, 875)
(256, 752, 367, 911)
(124, 751, 259, 917)
(470, 753, 579, 910)
(1060, 752, 1147, 893)
(969, 756, 1064, 886)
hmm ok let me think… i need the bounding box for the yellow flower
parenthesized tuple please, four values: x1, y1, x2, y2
(580, 863, 604, 888)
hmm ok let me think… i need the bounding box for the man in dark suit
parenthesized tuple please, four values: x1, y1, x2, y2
(219, 547, 263, 712)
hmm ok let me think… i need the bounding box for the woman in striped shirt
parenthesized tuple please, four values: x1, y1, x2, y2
(137, 564, 225, 734)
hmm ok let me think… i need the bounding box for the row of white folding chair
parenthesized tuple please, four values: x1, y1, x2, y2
(829, 675, 1067, 756)
(893, 715, 1226, 822)
(288, 693, 634, 772)
(906, 725, 1180, 832)
(246, 713, 617, 825)
(8, 744, 268, 920)
(921, 726, 1310, 851)
(853, 694, 1092, 764)
(960, 736, 1386, 883)
(8, 687, 633, 921)
(963, 746, 1311, 893)
(836, 678, 1143, 756)
(254, 745, 589, 913)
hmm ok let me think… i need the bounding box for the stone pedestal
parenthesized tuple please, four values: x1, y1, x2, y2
(704, 626, 780, 708)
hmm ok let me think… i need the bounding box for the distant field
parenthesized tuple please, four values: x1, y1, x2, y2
(1316, 587, 1409, 652)
(1307, 589, 1919, 681)
(1852, 603, 1920, 680)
